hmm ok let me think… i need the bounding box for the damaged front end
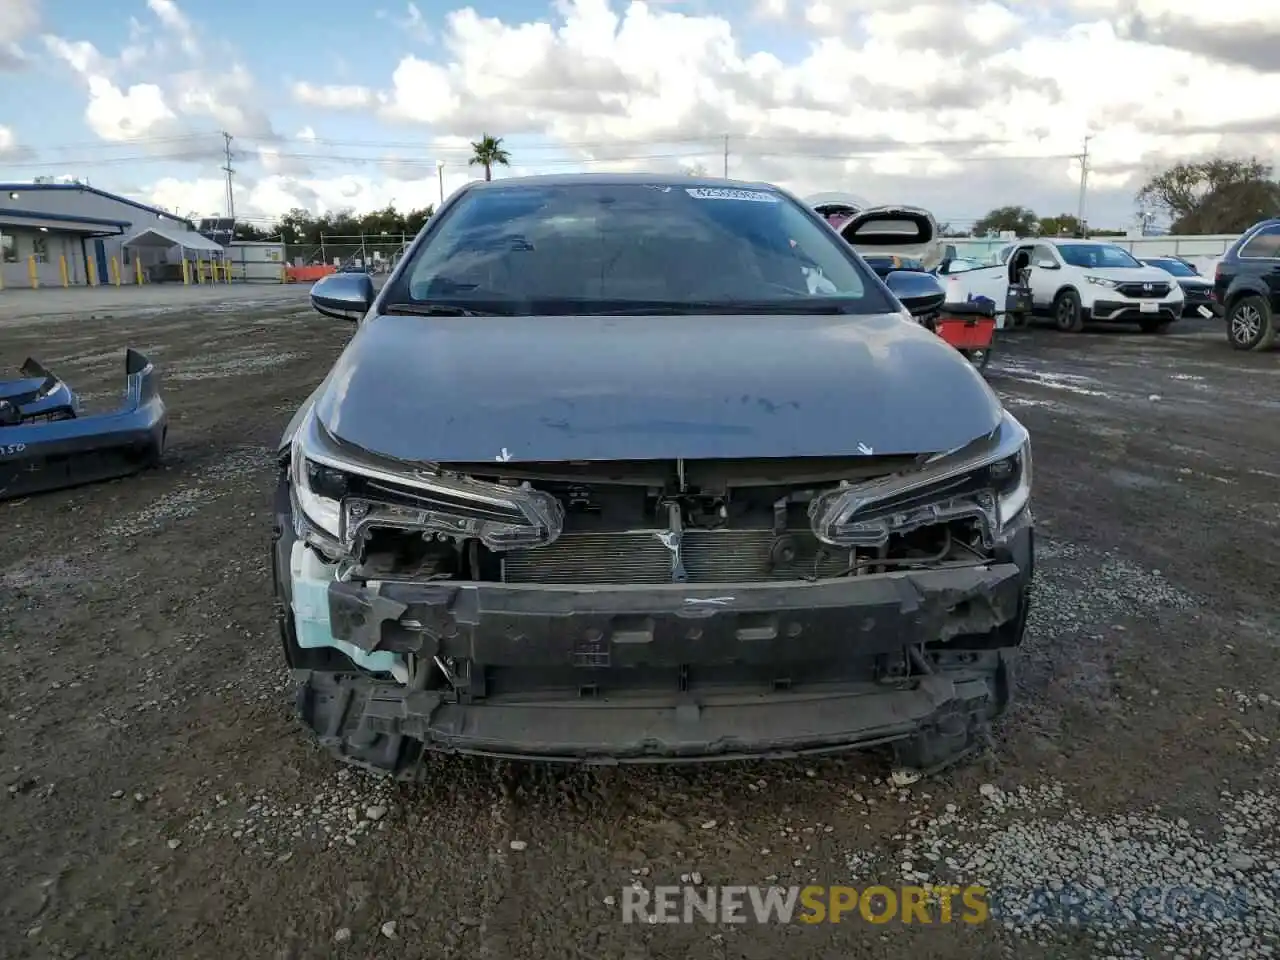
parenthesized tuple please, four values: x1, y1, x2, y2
(274, 405, 1034, 776)
(0, 349, 167, 501)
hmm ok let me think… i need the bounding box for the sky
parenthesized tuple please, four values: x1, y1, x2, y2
(0, 0, 1278, 230)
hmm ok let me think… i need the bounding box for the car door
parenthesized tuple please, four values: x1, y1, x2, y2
(1238, 224, 1280, 308)
(1027, 244, 1060, 307)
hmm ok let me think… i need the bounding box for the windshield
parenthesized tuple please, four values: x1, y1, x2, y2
(1057, 243, 1142, 269)
(1144, 258, 1197, 277)
(391, 182, 895, 315)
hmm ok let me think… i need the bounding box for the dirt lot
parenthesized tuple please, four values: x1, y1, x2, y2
(3, 302, 1279, 960)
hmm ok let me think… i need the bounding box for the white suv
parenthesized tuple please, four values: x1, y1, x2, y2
(1000, 239, 1185, 333)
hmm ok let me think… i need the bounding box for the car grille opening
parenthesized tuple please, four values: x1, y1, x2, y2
(501, 528, 853, 585)
(1116, 282, 1170, 299)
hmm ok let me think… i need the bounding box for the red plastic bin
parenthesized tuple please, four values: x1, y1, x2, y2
(934, 316, 996, 349)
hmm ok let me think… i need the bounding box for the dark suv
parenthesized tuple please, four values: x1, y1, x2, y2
(1215, 218, 1280, 351)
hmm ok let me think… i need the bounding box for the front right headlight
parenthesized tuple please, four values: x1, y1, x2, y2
(809, 412, 1031, 549)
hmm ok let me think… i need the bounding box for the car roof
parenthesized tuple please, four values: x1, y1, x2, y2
(462, 172, 782, 192)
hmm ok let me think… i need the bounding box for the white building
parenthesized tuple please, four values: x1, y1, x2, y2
(0, 180, 224, 288)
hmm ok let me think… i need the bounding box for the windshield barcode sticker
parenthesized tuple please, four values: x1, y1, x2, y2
(686, 187, 779, 203)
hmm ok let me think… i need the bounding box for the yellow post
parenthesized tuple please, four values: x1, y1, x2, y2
(87, 256, 97, 286)
(225, 258, 232, 283)
(136, 258, 144, 285)
(59, 255, 69, 288)
(111, 256, 120, 286)
(182, 259, 190, 285)
(28, 255, 38, 289)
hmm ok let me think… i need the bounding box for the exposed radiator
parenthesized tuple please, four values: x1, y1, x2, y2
(501, 528, 853, 585)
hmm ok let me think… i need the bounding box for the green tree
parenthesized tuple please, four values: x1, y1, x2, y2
(972, 205, 1039, 238)
(1135, 156, 1279, 234)
(468, 133, 511, 181)
(1037, 214, 1081, 237)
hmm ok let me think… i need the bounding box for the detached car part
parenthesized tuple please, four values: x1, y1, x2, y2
(0, 349, 167, 500)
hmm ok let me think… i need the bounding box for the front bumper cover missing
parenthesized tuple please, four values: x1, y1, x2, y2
(308, 558, 1028, 764)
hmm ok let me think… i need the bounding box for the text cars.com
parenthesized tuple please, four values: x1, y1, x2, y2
(620, 885, 989, 925)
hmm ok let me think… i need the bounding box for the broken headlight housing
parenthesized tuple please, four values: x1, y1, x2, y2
(809, 411, 1031, 549)
(290, 410, 563, 555)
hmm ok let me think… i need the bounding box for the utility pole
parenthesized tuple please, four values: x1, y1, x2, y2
(220, 131, 236, 229)
(722, 135, 729, 179)
(1075, 134, 1092, 238)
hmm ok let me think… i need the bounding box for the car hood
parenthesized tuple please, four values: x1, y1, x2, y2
(312, 311, 1004, 463)
(1080, 266, 1178, 282)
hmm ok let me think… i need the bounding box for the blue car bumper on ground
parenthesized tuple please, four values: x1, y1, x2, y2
(0, 348, 167, 500)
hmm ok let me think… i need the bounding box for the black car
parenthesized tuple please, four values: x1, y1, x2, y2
(1214, 218, 1280, 351)
(1140, 257, 1219, 320)
(273, 173, 1034, 777)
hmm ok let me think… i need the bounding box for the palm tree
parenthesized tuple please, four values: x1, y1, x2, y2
(468, 133, 511, 182)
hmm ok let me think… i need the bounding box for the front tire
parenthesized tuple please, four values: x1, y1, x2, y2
(1227, 294, 1276, 351)
(1053, 290, 1084, 332)
(963, 346, 992, 373)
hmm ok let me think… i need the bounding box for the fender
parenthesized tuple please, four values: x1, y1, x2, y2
(1223, 274, 1271, 311)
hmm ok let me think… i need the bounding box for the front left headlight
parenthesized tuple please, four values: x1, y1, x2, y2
(809, 412, 1031, 549)
(1085, 276, 1117, 288)
(289, 411, 564, 555)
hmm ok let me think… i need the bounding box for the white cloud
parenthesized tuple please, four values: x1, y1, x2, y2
(291, 81, 376, 110)
(146, 0, 199, 56)
(29, 0, 1280, 228)
(0, 0, 39, 69)
(84, 76, 177, 142)
(0, 124, 32, 159)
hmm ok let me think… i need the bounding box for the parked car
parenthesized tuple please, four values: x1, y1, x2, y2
(934, 257, 988, 276)
(947, 239, 1184, 333)
(1213, 218, 1280, 351)
(274, 173, 1035, 777)
(1140, 257, 1219, 319)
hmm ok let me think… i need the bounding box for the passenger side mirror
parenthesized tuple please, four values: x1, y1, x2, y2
(1035, 259, 1059, 270)
(884, 269, 945, 317)
(311, 272, 374, 322)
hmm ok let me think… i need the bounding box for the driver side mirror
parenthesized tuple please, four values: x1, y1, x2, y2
(884, 269, 945, 317)
(311, 272, 375, 322)
(1034, 259, 1059, 270)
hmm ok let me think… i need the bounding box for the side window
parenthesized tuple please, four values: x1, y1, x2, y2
(1239, 225, 1280, 259)
(1032, 244, 1057, 265)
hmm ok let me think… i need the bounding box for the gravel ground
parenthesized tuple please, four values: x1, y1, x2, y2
(2, 304, 1279, 959)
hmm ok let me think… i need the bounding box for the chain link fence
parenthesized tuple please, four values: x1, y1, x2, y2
(282, 233, 413, 275)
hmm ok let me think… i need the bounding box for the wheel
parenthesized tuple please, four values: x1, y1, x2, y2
(1227, 294, 1276, 351)
(1139, 318, 1172, 334)
(1052, 289, 1084, 332)
(963, 346, 992, 373)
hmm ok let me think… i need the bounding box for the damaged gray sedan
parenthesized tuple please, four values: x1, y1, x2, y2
(272, 173, 1034, 777)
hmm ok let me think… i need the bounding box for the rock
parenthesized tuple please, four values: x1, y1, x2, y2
(380, 921, 398, 939)
(701, 820, 718, 830)
(334, 928, 351, 943)
(364, 805, 387, 822)
(167, 839, 182, 850)
(509, 840, 528, 851)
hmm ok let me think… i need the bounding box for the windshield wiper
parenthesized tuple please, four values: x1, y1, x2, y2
(382, 302, 508, 317)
